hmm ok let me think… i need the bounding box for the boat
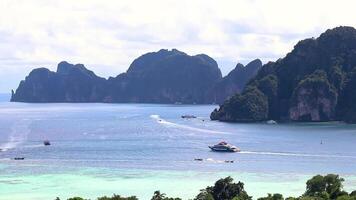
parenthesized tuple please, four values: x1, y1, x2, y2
(181, 115, 197, 119)
(209, 141, 240, 152)
(43, 140, 51, 146)
(13, 157, 25, 160)
(266, 120, 277, 124)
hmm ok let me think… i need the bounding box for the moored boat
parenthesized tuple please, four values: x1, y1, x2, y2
(181, 115, 197, 119)
(43, 140, 51, 146)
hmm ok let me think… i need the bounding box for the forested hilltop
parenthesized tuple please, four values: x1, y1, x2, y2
(10, 49, 260, 104)
(57, 174, 356, 200)
(211, 26, 356, 123)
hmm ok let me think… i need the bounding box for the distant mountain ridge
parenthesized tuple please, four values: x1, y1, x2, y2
(206, 59, 262, 104)
(11, 49, 260, 104)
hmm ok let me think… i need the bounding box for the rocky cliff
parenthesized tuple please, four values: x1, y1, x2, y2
(106, 49, 222, 104)
(11, 61, 107, 102)
(12, 49, 260, 104)
(211, 26, 356, 123)
(206, 59, 262, 104)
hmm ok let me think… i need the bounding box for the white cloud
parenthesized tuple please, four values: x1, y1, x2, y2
(0, 0, 356, 92)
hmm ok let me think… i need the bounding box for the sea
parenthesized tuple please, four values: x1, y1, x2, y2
(0, 94, 356, 199)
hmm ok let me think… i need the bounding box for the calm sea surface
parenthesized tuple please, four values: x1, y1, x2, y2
(0, 101, 356, 199)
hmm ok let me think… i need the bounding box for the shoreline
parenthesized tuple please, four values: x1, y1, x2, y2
(1, 169, 356, 200)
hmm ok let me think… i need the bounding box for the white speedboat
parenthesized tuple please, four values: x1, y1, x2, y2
(266, 120, 277, 124)
(209, 141, 240, 152)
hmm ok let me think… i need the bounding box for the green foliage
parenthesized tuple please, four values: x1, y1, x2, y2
(337, 67, 356, 123)
(328, 65, 345, 91)
(256, 74, 279, 119)
(257, 75, 278, 99)
(336, 195, 356, 200)
(97, 194, 138, 200)
(289, 70, 338, 121)
(305, 174, 345, 199)
(205, 176, 251, 200)
(350, 191, 356, 197)
(285, 197, 298, 200)
(211, 26, 356, 123)
(258, 193, 284, 200)
(194, 189, 214, 200)
(67, 197, 87, 200)
(150, 191, 181, 200)
(211, 87, 268, 122)
(295, 70, 335, 91)
(61, 174, 356, 200)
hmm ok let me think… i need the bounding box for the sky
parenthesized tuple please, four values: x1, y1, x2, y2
(0, 0, 356, 93)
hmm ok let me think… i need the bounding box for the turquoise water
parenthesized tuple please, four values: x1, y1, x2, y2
(0, 102, 356, 199)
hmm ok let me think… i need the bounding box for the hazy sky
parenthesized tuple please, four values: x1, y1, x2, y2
(1, 0, 356, 93)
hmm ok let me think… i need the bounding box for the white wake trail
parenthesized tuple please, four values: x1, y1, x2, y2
(0, 120, 31, 151)
(239, 151, 356, 159)
(150, 114, 229, 134)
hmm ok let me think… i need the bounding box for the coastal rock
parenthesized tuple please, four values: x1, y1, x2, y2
(289, 71, 337, 121)
(207, 59, 262, 104)
(11, 49, 223, 104)
(11, 61, 107, 102)
(210, 87, 268, 122)
(106, 49, 222, 104)
(211, 26, 356, 123)
(337, 68, 356, 123)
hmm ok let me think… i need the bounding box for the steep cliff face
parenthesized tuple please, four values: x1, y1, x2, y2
(11, 61, 107, 102)
(106, 49, 222, 103)
(206, 59, 262, 104)
(289, 71, 337, 121)
(11, 68, 57, 102)
(211, 26, 356, 123)
(11, 49, 226, 104)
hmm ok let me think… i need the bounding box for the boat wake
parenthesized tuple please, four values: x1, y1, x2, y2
(0, 120, 31, 152)
(239, 150, 356, 159)
(150, 114, 229, 134)
(23, 144, 44, 149)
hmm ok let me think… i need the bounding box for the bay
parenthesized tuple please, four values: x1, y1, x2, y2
(0, 102, 355, 199)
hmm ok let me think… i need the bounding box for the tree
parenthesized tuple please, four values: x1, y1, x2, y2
(258, 193, 284, 200)
(97, 194, 139, 200)
(67, 197, 86, 200)
(324, 174, 345, 199)
(205, 176, 251, 200)
(194, 189, 214, 200)
(350, 191, 356, 197)
(150, 191, 181, 200)
(305, 174, 345, 199)
(336, 195, 356, 200)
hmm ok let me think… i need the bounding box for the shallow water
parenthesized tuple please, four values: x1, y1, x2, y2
(0, 102, 355, 199)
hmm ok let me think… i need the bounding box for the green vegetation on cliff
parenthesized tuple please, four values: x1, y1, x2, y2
(211, 26, 356, 123)
(211, 86, 268, 122)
